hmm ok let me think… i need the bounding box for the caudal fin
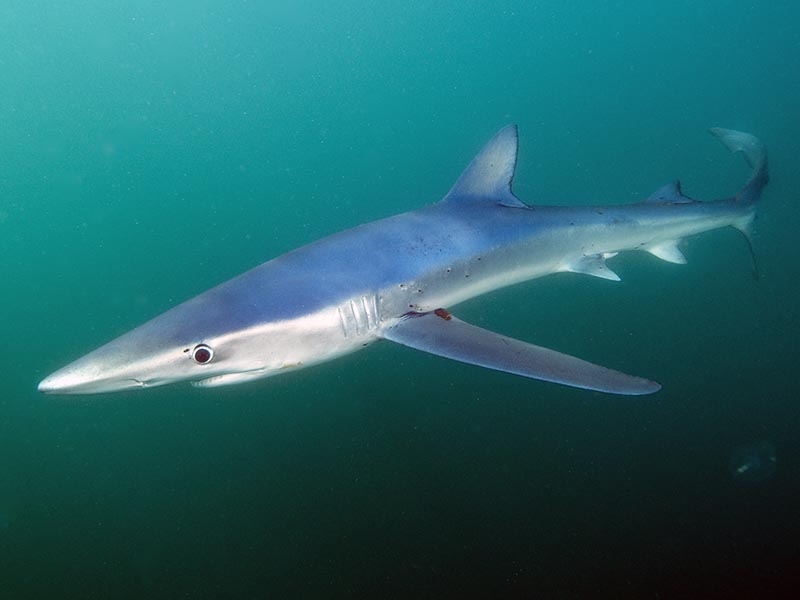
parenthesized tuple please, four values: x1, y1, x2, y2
(710, 128, 768, 279)
(709, 128, 769, 204)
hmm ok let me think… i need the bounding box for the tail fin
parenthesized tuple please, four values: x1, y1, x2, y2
(709, 128, 769, 204)
(710, 128, 768, 280)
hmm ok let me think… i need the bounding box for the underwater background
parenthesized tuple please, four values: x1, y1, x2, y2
(2, 1, 798, 597)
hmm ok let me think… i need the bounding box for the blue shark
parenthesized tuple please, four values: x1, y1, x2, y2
(38, 126, 768, 395)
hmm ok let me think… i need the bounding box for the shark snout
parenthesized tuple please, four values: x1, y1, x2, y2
(39, 371, 88, 395)
(37, 371, 70, 394)
(38, 362, 146, 395)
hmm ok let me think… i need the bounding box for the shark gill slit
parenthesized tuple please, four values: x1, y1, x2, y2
(337, 295, 380, 338)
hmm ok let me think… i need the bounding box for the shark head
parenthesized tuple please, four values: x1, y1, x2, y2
(38, 308, 268, 395)
(36, 278, 349, 395)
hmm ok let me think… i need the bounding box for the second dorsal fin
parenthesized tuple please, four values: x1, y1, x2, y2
(645, 180, 693, 204)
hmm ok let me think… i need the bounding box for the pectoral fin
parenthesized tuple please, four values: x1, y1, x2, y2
(383, 311, 661, 395)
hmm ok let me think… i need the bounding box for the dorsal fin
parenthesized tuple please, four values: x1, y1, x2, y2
(645, 180, 693, 204)
(441, 125, 527, 208)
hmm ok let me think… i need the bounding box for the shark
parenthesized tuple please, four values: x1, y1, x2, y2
(38, 125, 768, 396)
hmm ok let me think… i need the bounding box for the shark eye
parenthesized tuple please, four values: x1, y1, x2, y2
(192, 344, 214, 364)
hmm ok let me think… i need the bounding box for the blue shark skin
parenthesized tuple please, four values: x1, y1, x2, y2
(38, 126, 768, 395)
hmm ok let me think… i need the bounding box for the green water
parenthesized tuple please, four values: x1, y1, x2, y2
(2, 1, 799, 597)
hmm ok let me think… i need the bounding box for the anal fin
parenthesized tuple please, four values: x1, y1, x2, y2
(382, 311, 661, 395)
(646, 240, 687, 264)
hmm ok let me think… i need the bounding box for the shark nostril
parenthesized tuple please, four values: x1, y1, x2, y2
(192, 344, 214, 364)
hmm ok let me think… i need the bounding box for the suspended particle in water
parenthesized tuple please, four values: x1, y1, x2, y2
(729, 440, 777, 483)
